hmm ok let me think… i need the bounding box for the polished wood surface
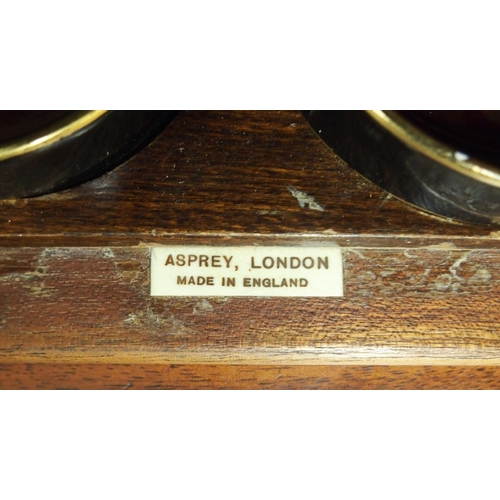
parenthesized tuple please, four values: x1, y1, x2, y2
(2, 246, 500, 365)
(1, 110, 498, 247)
(2, 111, 500, 388)
(2, 364, 500, 390)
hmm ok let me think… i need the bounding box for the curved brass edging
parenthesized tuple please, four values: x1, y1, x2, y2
(0, 110, 107, 162)
(367, 110, 500, 189)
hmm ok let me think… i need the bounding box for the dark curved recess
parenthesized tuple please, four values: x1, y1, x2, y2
(303, 110, 500, 224)
(400, 110, 500, 167)
(0, 110, 178, 199)
(0, 111, 73, 143)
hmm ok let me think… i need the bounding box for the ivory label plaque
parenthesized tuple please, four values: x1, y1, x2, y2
(150, 246, 343, 297)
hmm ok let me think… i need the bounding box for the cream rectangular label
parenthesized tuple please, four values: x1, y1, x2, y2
(150, 246, 343, 297)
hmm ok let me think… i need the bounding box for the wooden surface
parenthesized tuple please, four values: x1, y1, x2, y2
(3, 246, 500, 365)
(2, 364, 500, 389)
(2, 110, 500, 388)
(1, 110, 499, 247)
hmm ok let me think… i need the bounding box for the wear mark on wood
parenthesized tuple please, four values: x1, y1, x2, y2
(256, 210, 281, 215)
(287, 186, 324, 212)
(193, 299, 214, 314)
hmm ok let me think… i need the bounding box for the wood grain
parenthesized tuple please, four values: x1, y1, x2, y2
(2, 111, 500, 387)
(2, 364, 500, 389)
(1, 111, 499, 248)
(2, 244, 500, 365)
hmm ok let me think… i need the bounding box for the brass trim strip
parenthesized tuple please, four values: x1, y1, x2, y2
(0, 110, 107, 162)
(367, 110, 500, 189)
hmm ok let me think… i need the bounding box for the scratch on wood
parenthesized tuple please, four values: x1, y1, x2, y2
(122, 305, 192, 335)
(124, 313, 140, 325)
(0, 250, 54, 295)
(103, 248, 115, 258)
(434, 274, 452, 291)
(287, 186, 325, 212)
(469, 268, 492, 283)
(449, 253, 470, 281)
(378, 192, 393, 207)
(348, 249, 367, 260)
(256, 210, 281, 215)
(431, 251, 472, 291)
(193, 299, 214, 314)
(28, 283, 52, 297)
(114, 259, 144, 286)
(426, 242, 457, 249)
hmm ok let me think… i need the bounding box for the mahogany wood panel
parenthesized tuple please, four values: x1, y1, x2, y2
(2, 111, 500, 387)
(2, 364, 500, 390)
(2, 245, 500, 365)
(1, 111, 499, 248)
